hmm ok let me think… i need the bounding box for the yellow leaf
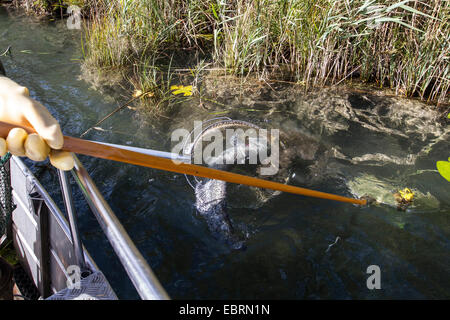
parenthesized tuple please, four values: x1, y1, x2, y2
(398, 188, 414, 202)
(170, 85, 193, 96)
(133, 89, 143, 98)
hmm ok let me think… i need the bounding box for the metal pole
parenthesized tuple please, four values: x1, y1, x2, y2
(58, 169, 87, 270)
(93, 141, 190, 162)
(70, 155, 169, 300)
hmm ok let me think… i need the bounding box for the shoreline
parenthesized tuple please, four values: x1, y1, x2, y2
(2, 1, 449, 110)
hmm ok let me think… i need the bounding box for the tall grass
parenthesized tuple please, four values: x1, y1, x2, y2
(212, 0, 450, 103)
(12, 0, 450, 104)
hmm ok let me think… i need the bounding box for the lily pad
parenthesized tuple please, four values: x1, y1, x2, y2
(436, 157, 450, 182)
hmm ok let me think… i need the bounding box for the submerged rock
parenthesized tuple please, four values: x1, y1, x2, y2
(347, 173, 440, 211)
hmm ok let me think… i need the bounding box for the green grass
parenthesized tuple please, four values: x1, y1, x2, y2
(9, 0, 87, 16)
(11, 0, 450, 105)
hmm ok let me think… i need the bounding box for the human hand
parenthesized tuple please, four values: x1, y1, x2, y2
(0, 76, 74, 170)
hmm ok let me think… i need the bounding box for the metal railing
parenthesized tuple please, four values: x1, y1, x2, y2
(11, 155, 100, 296)
(66, 155, 169, 300)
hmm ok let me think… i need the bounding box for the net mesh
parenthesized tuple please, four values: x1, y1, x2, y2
(0, 153, 15, 239)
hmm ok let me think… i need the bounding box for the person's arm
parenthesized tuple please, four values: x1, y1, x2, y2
(0, 75, 74, 170)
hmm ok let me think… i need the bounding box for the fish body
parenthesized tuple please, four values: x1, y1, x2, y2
(193, 124, 257, 249)
(195, 178, 245, 249)
(191, 120, 319, 249)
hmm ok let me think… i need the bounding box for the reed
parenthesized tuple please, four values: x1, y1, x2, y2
(9, 0, 450, 104)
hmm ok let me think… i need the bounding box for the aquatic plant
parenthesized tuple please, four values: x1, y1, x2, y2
(170, 85, 193, 96)
(437, 157, 450, 182)
(7, 0, 450, 104)
(9, 0, 88, 16)
(81, 0, 449, 105)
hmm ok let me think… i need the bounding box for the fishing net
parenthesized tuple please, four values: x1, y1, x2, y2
(0, 153, 15, 242)
(184, 118, 291, 210)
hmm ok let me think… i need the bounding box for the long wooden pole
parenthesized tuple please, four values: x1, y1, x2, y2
(0, 121, 367, 205)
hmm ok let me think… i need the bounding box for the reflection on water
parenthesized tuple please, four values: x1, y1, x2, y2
(1, 8, 449, 299)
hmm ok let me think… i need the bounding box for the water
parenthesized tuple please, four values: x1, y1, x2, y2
(1, 9, 449, 299)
